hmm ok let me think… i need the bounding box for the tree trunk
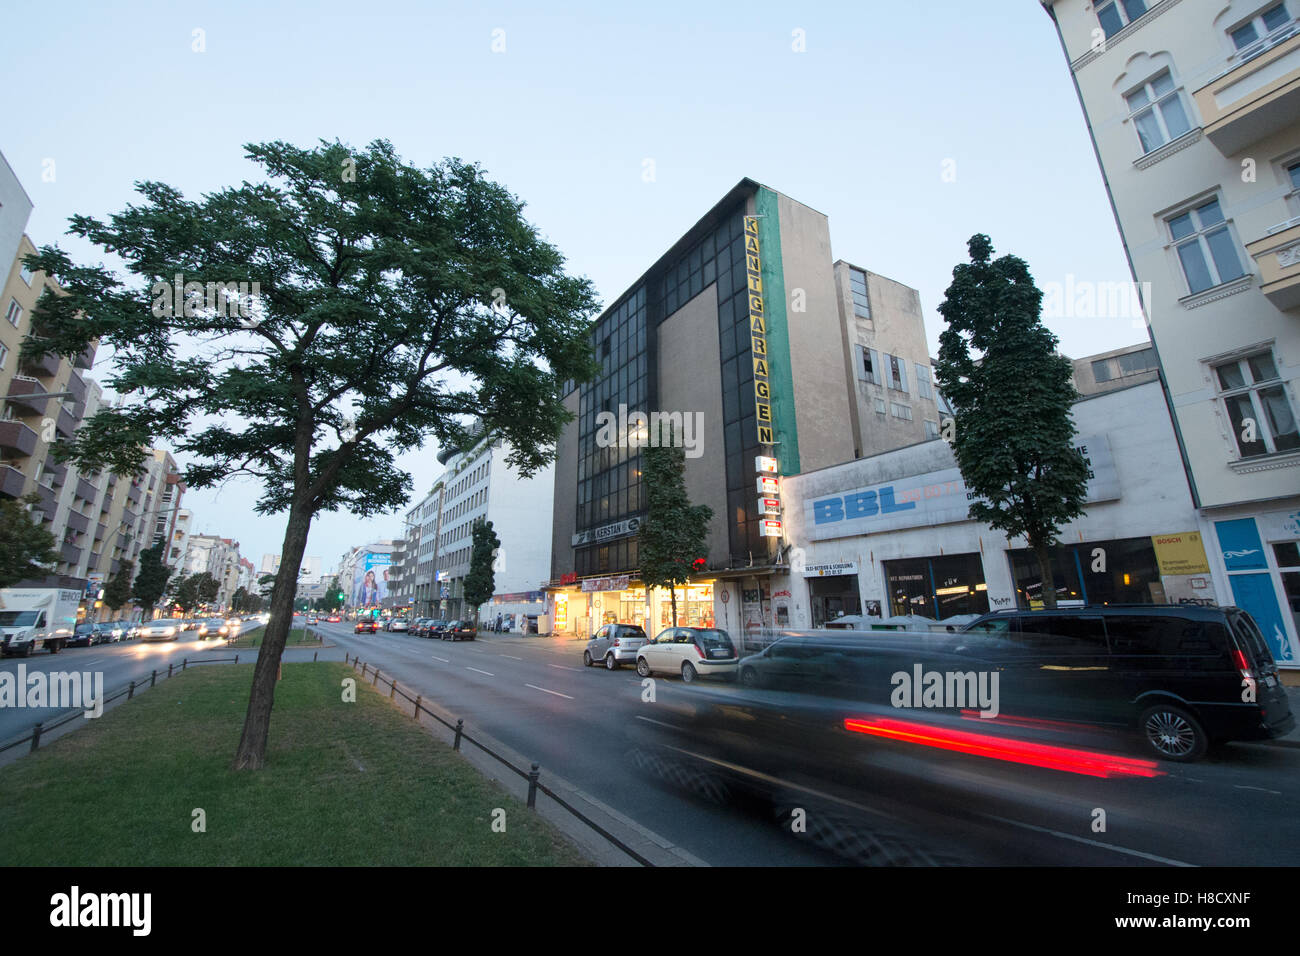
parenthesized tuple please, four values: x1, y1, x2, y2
(233, 502, 313, 770)
(1033, 538, 1058, 610)
(670, 587, 678, 627)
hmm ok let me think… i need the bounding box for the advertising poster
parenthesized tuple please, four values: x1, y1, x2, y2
(352, 552, 393, 606)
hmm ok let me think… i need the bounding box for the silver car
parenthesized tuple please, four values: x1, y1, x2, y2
(583, 623, 649, 670)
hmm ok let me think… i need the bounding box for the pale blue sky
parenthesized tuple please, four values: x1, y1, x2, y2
(1, 0, 1141, 575)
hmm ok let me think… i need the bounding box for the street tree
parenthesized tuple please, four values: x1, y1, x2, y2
(132, 542, 172, 619)
(462, 518, 500, 627)
(195, 572, 220, 608)
(231, 586, 249, 613)
(171, 573, 201, 615)
(103, 560, 134, 613)
(21, 139, 598, 768)
(638, 430, 713, 627)
(0, 495, 60, 589)
(933, 234, 1089, 610)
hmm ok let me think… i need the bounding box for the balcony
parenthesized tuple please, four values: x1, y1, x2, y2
(1194, 31, 1300, 155)
(64, 372, 87, 406)
(0, 420, 38, 458)
(65, 510, 90, 534)
(0, 464, 26, 498)
(3, 377, 51, 416)
(59, 542, 81, 566)
(1246, 218, 1300, 312)
(55, 405, 77, 439)
(33, 482, 57, 520)
(95, 521, 107, 542)
(126, 483, 140, 505)
(18, 349, 60, 380)
(75, 342, 96, 370)
(76, 476, 97, 503)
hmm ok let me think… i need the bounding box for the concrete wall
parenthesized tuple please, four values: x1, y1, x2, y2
(486, 440, 555, 595)
(550, 389, 581, 580)
(0, 152, 33, 284)
(657, 284, 730, 562)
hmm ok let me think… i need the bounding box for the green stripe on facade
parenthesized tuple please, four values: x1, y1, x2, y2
(756, 187, 800, 475)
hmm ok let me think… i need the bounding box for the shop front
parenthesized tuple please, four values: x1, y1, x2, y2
(804, 562, 861, 626)
(1208, 507, 1300, 666)
(545, 575, 721, 638)
(883, 552, 989, 619)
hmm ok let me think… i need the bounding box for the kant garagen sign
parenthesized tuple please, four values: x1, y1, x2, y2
(806, 435, 1119, 541)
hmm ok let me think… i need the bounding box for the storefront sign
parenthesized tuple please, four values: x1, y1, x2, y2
(760, 519, 783, 537)
(1260, 508, 1300, 542)
(759, 497, 782, 516)
(756, 455, 778, 474)
(804, 562, 859, 577)
(553, 593, 568, 630)
(745, 216, 775, 446)
(1151, 532, 1211, 575)
(581, 575, 630, 593)
(572, 516, 641, 548)
(806, 435, 1120, 541)
(757, 475, 779, 496)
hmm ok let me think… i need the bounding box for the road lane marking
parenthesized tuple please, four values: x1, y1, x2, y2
(466, 666, 495, 676)
(498, 654, 523, 660)
(431, 655, 450, 662)
(1234, 784, 1282, 795)
(549, 664, 582, 671)
(525, 683, 573, 700)
(635, 715, 679, 729)
(978, 813, 1194, 866)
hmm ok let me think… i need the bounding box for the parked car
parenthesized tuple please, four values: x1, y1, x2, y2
(584, 623, 649, 670)
(441, 620, 476, 641)
(94, 622, 125, 643)
(69, 623, 98, 648)
(636, 627, 739, 683)
(355, 619, 377, 634)
(956, 604, 1295, 761)
(140, 620, 182, 642)
(388, 618, 409, 632)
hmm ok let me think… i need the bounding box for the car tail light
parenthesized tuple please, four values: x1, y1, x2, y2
(1232, 648, 1255, 681)
(695, 643, 705, 658)
(613, 637, 620, 647)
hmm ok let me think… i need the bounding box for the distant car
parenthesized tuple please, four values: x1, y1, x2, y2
(636, 627, 738, 683)
(388, 619, 409, 632)
(441, 620, 476, 641)
(125, 624, 143, 641)
(197, 618, 230, 640)
(327, 615, 342, 624)
(355, 619, 377, 634)
(585, 623, 649, 670)
(94, 622, 125, 643)
(140, 621, 181, 642)
(307, 616, 319, 625)
(69, 623, 97, 648)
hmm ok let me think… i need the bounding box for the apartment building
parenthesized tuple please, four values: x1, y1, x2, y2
(184, 534, 243, 610)
(1044, 0, 1300, 664)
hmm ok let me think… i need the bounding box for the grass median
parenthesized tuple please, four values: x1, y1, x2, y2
(226, 627, 321, 649)
(0, 662, 588, 866)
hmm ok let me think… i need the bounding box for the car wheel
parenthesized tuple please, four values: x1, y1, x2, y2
(681, 661, 697, 684)
(583, 650, 593, 667)
(636, 658, 651, 678)
(605, 653, 619, 671)
(740, 666, 762, 688)
(1139, 704, 1208, 762)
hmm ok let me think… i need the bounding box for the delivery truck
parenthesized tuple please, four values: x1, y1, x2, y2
(0, 588, 82, 656)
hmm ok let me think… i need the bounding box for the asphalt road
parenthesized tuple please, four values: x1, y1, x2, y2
(315, 622, 1300, 867)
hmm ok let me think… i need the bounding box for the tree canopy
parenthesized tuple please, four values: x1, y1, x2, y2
(638, 434, 712, 626)
(0, 495, 60, 589)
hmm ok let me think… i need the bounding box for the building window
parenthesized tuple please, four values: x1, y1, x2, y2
(0, 342, 7, 370)
(849, 268, 871, 319)
(1213, 351, 1300, 457)
(924, 419, 939, 439)
(888, 354, 908, 393)
(1096, 0, 1148, 38)
(1125, 71, 1192, 154)
(890, 402, 912, 421)
(1092, 347, 1157, 383)
(19, 264, 33, 286)
(874, 397, 886, 415)
(1230, 2, 1296, 62)
(1168, 198, 1245, 295)
(858, 346, 880, 385)
(914, 364, 932, 400)
(5, 299, 20, 328)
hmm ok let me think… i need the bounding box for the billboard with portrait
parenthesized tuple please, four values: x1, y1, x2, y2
(351, 552, 392, 606)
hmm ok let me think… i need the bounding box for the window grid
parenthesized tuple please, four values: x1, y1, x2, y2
(1214, 352, 1299, 458)
(1167, 198, 1245, 296)
(1125, 71, 1192, 154)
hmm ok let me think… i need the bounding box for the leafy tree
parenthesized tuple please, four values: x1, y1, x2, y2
(638, 430, 713, 627)
(171, 573, 201, 614)
(324, 576, 345, 612)
(195, 572, 220, 607)
(19, 139, 598, 768)
(0, 495, 60, 589)
(462, 518, 501, 626)
(231, 586, 249, 612)
(933, 234, 1089, 610)
(103, 559, 134, 612)
(132, 542, 172, 619)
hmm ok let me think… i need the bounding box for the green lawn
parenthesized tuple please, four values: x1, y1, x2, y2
(227, 627, 321, 649)
(0, 662, 588, 866)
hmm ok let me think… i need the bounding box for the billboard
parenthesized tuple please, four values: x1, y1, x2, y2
(351, 552, 392, 606)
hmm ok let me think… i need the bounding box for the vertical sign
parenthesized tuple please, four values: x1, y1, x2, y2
(745, 216, 774, 446)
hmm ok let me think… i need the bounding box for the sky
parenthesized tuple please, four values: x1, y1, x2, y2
(0, 0, 1142, 576)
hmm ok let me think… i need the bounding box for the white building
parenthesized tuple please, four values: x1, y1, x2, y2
(1044, 0, 1300, 665)
(775, 377, 1212, 633)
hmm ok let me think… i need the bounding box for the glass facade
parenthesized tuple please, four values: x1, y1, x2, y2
(1008, 536, 1161, 608)
(883, 552, 989, 619)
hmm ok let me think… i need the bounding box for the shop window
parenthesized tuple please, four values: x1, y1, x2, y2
(883, 553, 988, 620)
(1008, 536, 1160, 608)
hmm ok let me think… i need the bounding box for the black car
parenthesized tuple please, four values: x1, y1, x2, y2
(956, 604, 1294, 760)
(441, 620, 476, 641)
(68, 623, 97, 648)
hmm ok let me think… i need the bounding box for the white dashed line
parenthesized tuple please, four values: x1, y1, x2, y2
(1233, 784, 1282, 795)
(635, 715, 679, 729)
(466, 666, 494, 677)
(978, 814, 1195, 866)
(549, 664, 582, 671)
(498, 654, 523, 660)
(525, 683, 574, 699)
(431, 655, 450, 663)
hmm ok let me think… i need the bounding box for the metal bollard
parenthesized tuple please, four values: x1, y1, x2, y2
(372, 668, 379, 686)
(183, 658, 188, 671)
(235, 655, 239, 663)
(151, 669, 157, 688)
(314, 651, 318, 662)
(167, 663, 173, 678)
(30, 722, 42, 753)
(389, 680, 396, 699)
(453, 719, 464, 751)
(414, 694, 422, 717)
(128, 680, 135, 700)
(527, 763, 540, 809)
